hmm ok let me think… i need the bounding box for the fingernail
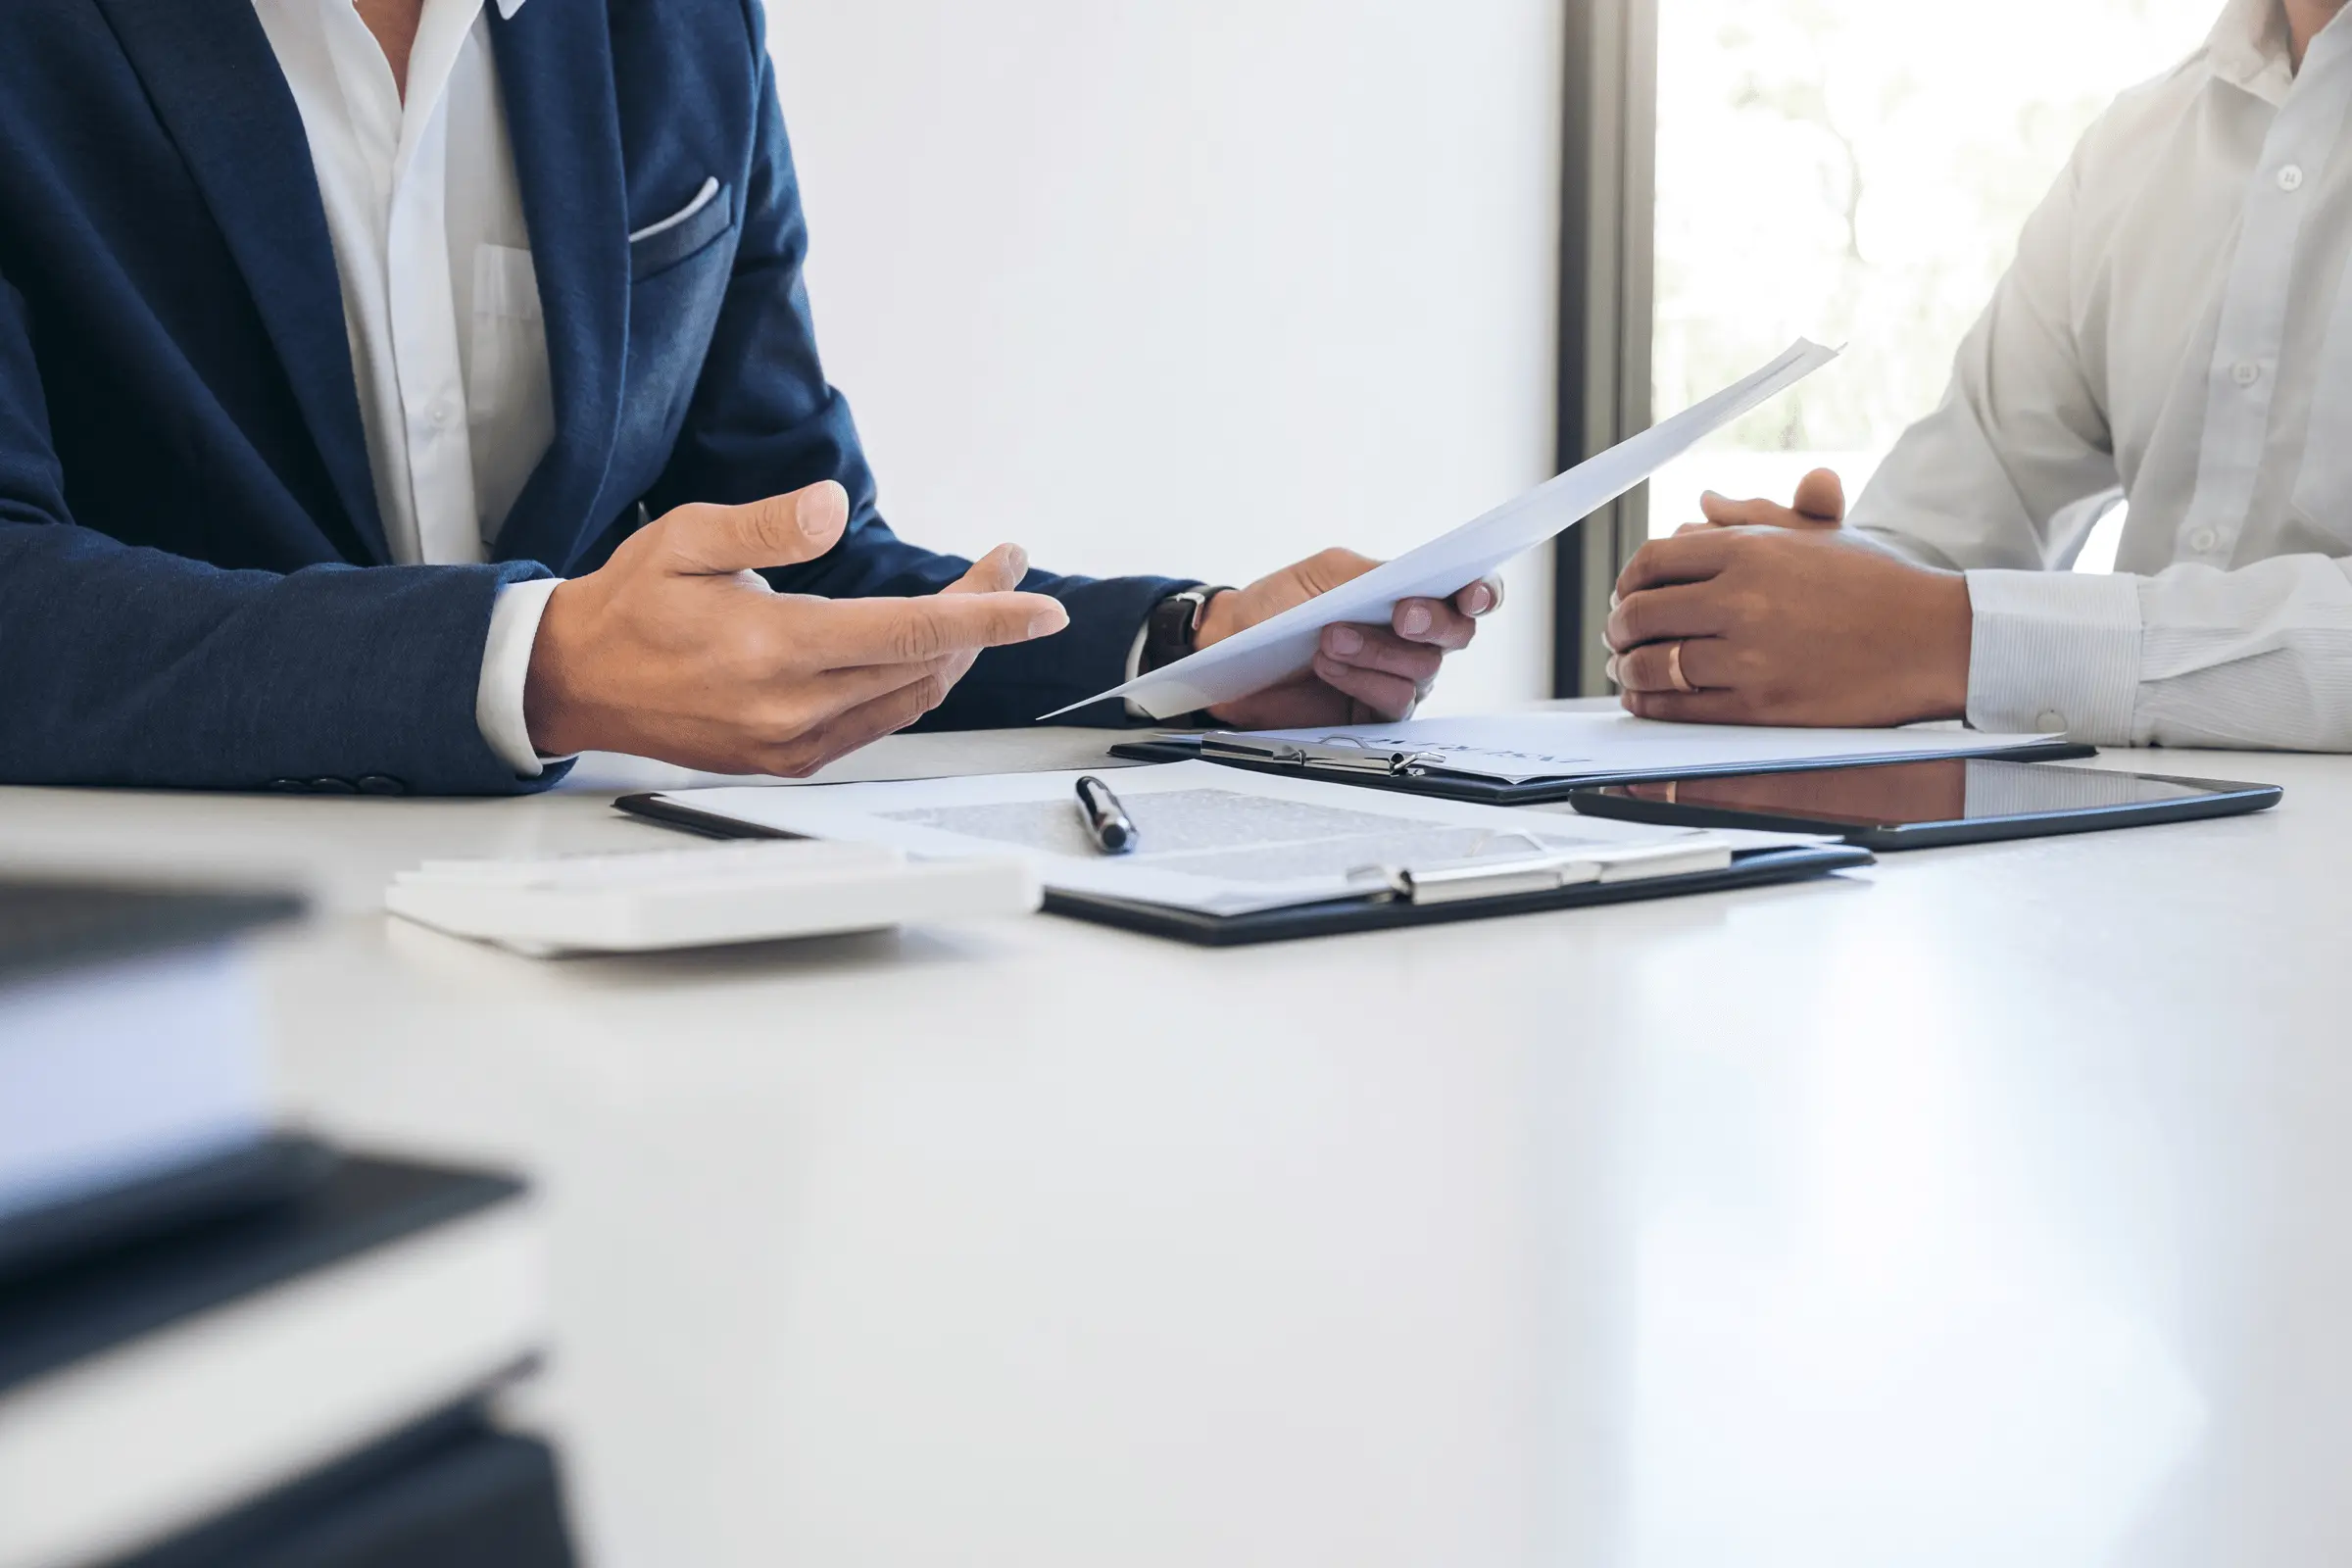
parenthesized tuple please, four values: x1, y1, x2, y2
(1701, 490, 1726, 506)
(1028, 607, 1067, 637)
(1401, 605, 1432, 636)
(1609, 590, 1621, 612)
(1004, 545, 1028, 578)
(1605, 655, 1621, 685)
(797, 483, 841, 535)
(1327, 626, 1364, 657)
(1465, 584, 1493, 615)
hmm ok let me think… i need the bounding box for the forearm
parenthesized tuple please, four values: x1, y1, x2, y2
(0, 521, 563, 793)
(1965, 554, 2352, 751)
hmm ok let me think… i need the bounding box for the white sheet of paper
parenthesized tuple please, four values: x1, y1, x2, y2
(1219, 711, 2063, 785)
(1046, 337, 1841, 721)
(657, 762, 1788, 917)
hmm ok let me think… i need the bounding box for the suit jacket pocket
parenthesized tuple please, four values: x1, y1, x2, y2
(629, 178, 735, 282)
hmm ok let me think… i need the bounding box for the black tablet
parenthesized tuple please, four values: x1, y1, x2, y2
(1564, 758, 2282, 850)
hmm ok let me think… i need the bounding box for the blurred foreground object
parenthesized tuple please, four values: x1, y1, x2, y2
(0, 883, 574, 1568)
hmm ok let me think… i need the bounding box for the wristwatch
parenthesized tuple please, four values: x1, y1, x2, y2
(1140, 586, 1233, 674)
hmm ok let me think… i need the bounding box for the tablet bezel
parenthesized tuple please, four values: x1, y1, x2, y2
(1564, 760, 2283, 850)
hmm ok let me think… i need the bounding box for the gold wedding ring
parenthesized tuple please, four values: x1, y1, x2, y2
(1667, 640, 1696, 695)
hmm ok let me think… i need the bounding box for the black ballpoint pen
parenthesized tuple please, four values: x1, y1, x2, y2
(1074, 775, 1140, 856)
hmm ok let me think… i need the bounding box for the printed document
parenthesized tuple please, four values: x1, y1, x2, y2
(1048, 338, 1840, 720)
(655, 762, 1772, 917)
(1210, 711, 2063, 785)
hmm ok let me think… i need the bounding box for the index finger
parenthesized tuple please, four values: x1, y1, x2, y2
(805, 590, 1070, 668)
(1613, 530, 1742, 601)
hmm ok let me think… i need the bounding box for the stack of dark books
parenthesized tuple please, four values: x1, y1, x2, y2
(0, 882, 577, 1568)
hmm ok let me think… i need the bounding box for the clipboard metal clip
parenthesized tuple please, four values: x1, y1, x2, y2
(1352, 839, 1738, 906)
(1200, 734, 1449, 779)
(1356, 851, 1605, 907)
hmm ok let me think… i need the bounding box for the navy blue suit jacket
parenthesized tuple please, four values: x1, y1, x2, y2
(0, 0, 1188, 794)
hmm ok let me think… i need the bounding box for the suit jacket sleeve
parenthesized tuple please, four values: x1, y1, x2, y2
(639, 2, 1191, 728)
(0, 270, 563, 795)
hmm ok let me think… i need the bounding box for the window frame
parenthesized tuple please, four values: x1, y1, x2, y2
(1552, 0, 1659, 697)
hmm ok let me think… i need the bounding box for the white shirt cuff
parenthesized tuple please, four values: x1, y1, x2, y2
(1122, 618, 1154, 722)
(475, 576, 565, 778)
(1963, 568, 2143, 744)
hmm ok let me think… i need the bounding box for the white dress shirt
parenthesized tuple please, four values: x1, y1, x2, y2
(1853, 0, 2352, 750)
(251, 0, 560, 775)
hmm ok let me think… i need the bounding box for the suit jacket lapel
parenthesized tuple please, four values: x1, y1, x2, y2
(95, 0, 391, 564)
(485, 0, 629, 569)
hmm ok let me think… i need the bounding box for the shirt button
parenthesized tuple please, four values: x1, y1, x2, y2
(428, 399, 455, 428)
(2189, 526, 2221, 553)
(2035, 711, 2069, 735)
(2231, 360, 2262, 387)
(2278, 164, 2306, 191)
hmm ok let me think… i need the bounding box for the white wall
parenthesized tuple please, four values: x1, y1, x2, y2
(764, 1, 1565, 712)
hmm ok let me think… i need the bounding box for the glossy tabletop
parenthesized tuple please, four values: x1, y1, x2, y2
(3, 719, 2342, 1567)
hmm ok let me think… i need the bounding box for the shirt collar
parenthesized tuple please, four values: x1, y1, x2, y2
(494, 0, 526, 17)
(2206, 0, 2296, 103)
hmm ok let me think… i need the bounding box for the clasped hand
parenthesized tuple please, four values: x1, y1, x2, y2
(522, 483, 1499, 775)
(1604, 469, 1975, 727)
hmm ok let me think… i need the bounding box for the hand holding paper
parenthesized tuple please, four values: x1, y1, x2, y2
(1047, 338, 1841, 721)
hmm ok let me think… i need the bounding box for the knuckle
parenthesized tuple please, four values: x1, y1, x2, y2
(880, 618, 928, 664)
(747, 494, 801, 550)
(763, 740, 820, 778)
(733, 623, 788, 675)
(759, 702, 812, 744)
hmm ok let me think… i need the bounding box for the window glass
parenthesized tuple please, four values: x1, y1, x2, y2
(1650, 0, 2222, 570)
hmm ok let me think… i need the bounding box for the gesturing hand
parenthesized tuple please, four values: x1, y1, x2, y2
(1604, 525, 1973, 728)
(523, 481, 1068, 774)
(1199, 549, 1502, 729)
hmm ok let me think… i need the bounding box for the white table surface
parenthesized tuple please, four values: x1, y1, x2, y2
(5, 719, 2345, 1567)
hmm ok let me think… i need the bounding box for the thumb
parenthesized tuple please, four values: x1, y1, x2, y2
(1697, 489, 1794, 528)
(942, 543, 1030, 597)
(1791, 467, 1846, 525)
(1241, 547, 1381, 618)
(657, 481, 851, 575)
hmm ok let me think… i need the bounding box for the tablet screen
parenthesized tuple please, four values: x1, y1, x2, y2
(1592, 759, 2228, 830)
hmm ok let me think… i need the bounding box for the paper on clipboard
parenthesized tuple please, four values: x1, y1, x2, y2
(1045, 337, 1841, 721)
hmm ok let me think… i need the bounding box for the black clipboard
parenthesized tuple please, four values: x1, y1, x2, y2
(614, 793, 1876, 949)
(1107, 732, 2098, 806)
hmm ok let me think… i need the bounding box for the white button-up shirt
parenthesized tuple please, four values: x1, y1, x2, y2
(1853, 0, 2352, 750)
(251, 0, 558, 774)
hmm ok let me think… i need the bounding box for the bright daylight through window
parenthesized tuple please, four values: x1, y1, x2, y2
(1649, 0, 2223, 572)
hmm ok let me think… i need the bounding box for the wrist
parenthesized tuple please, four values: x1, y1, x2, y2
(1191, 588, 1242, 650)
(1915, 569, 1975, 720)
(1143, 586, 1234, 671)
(522, 578, 599, 756)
